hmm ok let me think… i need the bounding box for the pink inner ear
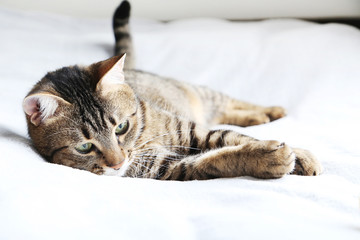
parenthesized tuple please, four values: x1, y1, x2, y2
(96, 54, 126, 92)
(30, 112, 42, 126)
(23, 97, 42, 126)
(23, 97, 40, 116)
(23, 94, 63, 126)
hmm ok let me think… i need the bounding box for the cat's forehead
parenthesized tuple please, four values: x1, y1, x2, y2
(44, 66, 96, 102)
(43, 66, 111, 131)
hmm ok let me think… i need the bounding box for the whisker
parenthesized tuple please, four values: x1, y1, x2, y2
(133, 132, 171, 150)
(134, 145, 201, 153)
(133, 152, 182, 158)
(130, 158, 156, 178)
(134, 154, 181, 161)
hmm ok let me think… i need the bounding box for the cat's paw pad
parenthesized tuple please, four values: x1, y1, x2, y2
(246, 140, 295, 179)
(291, 148, 323, 176)
(264, 106, 287, 121)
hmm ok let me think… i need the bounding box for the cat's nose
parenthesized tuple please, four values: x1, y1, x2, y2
(108, 161, 124, 170)
(103, 147, 126, 169)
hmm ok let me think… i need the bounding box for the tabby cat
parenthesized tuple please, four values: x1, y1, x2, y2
(22, 1, 322, 180)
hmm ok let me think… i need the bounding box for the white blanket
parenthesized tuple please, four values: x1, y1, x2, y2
(0, 8, 359, 240)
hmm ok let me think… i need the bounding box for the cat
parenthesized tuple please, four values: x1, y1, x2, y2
(22, 1, 322, 180)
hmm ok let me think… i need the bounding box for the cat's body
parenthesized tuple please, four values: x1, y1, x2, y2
(124, 70, 284, 127)
(22, 1, 322, 180)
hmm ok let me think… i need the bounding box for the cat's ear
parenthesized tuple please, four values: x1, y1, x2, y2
(95, 54, 126, 93)
(23, 93, 69, 126)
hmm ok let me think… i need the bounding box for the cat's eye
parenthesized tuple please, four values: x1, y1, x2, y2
(115, 120, 129, 135)
(75, 142, 93, 154)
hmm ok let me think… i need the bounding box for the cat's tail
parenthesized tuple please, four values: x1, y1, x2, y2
(113, 0, 134, 69)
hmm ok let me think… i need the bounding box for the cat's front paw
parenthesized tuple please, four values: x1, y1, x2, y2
(245, 140, 296, 179)
(291, 148, 323, 176)
(264, 106, 287, 121)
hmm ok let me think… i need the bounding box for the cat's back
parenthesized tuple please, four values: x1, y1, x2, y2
(124, 69, 205, 123)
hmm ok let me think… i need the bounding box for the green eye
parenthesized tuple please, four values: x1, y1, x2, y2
(75, 142, 93, 154)
(115, 120, 129, 135)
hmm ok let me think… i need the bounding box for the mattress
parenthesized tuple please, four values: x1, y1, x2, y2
(0, 8, 359, 240)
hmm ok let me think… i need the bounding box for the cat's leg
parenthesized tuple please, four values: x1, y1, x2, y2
(214, 98, 287, 127)
(138, 124, 322, 180)
(159, 140, 293, 180)
(193, 86, 286, 127)
(194, 127, 322, 177)
(158, 140, 322, 180)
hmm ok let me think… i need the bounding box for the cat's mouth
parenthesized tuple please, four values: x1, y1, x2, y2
(103, 158, 130, 177)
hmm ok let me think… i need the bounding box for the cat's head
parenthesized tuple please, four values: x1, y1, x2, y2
(23, 54, 140, 175)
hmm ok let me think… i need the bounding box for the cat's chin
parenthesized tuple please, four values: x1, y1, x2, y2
(103, 159, 130, 177)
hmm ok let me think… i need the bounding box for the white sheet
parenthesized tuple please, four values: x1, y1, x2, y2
(0, 8, 359, 240)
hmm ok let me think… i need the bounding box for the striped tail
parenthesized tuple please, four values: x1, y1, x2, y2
(113, 0, 134, 69)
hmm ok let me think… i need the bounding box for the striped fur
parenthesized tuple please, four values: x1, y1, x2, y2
(113, 0, 134, 69)
(23, 55, 323, 180)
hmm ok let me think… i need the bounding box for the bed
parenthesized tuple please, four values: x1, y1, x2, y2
(0, 5, 359, 240)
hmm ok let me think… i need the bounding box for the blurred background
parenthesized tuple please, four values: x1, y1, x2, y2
(0, 0, 359, 20)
